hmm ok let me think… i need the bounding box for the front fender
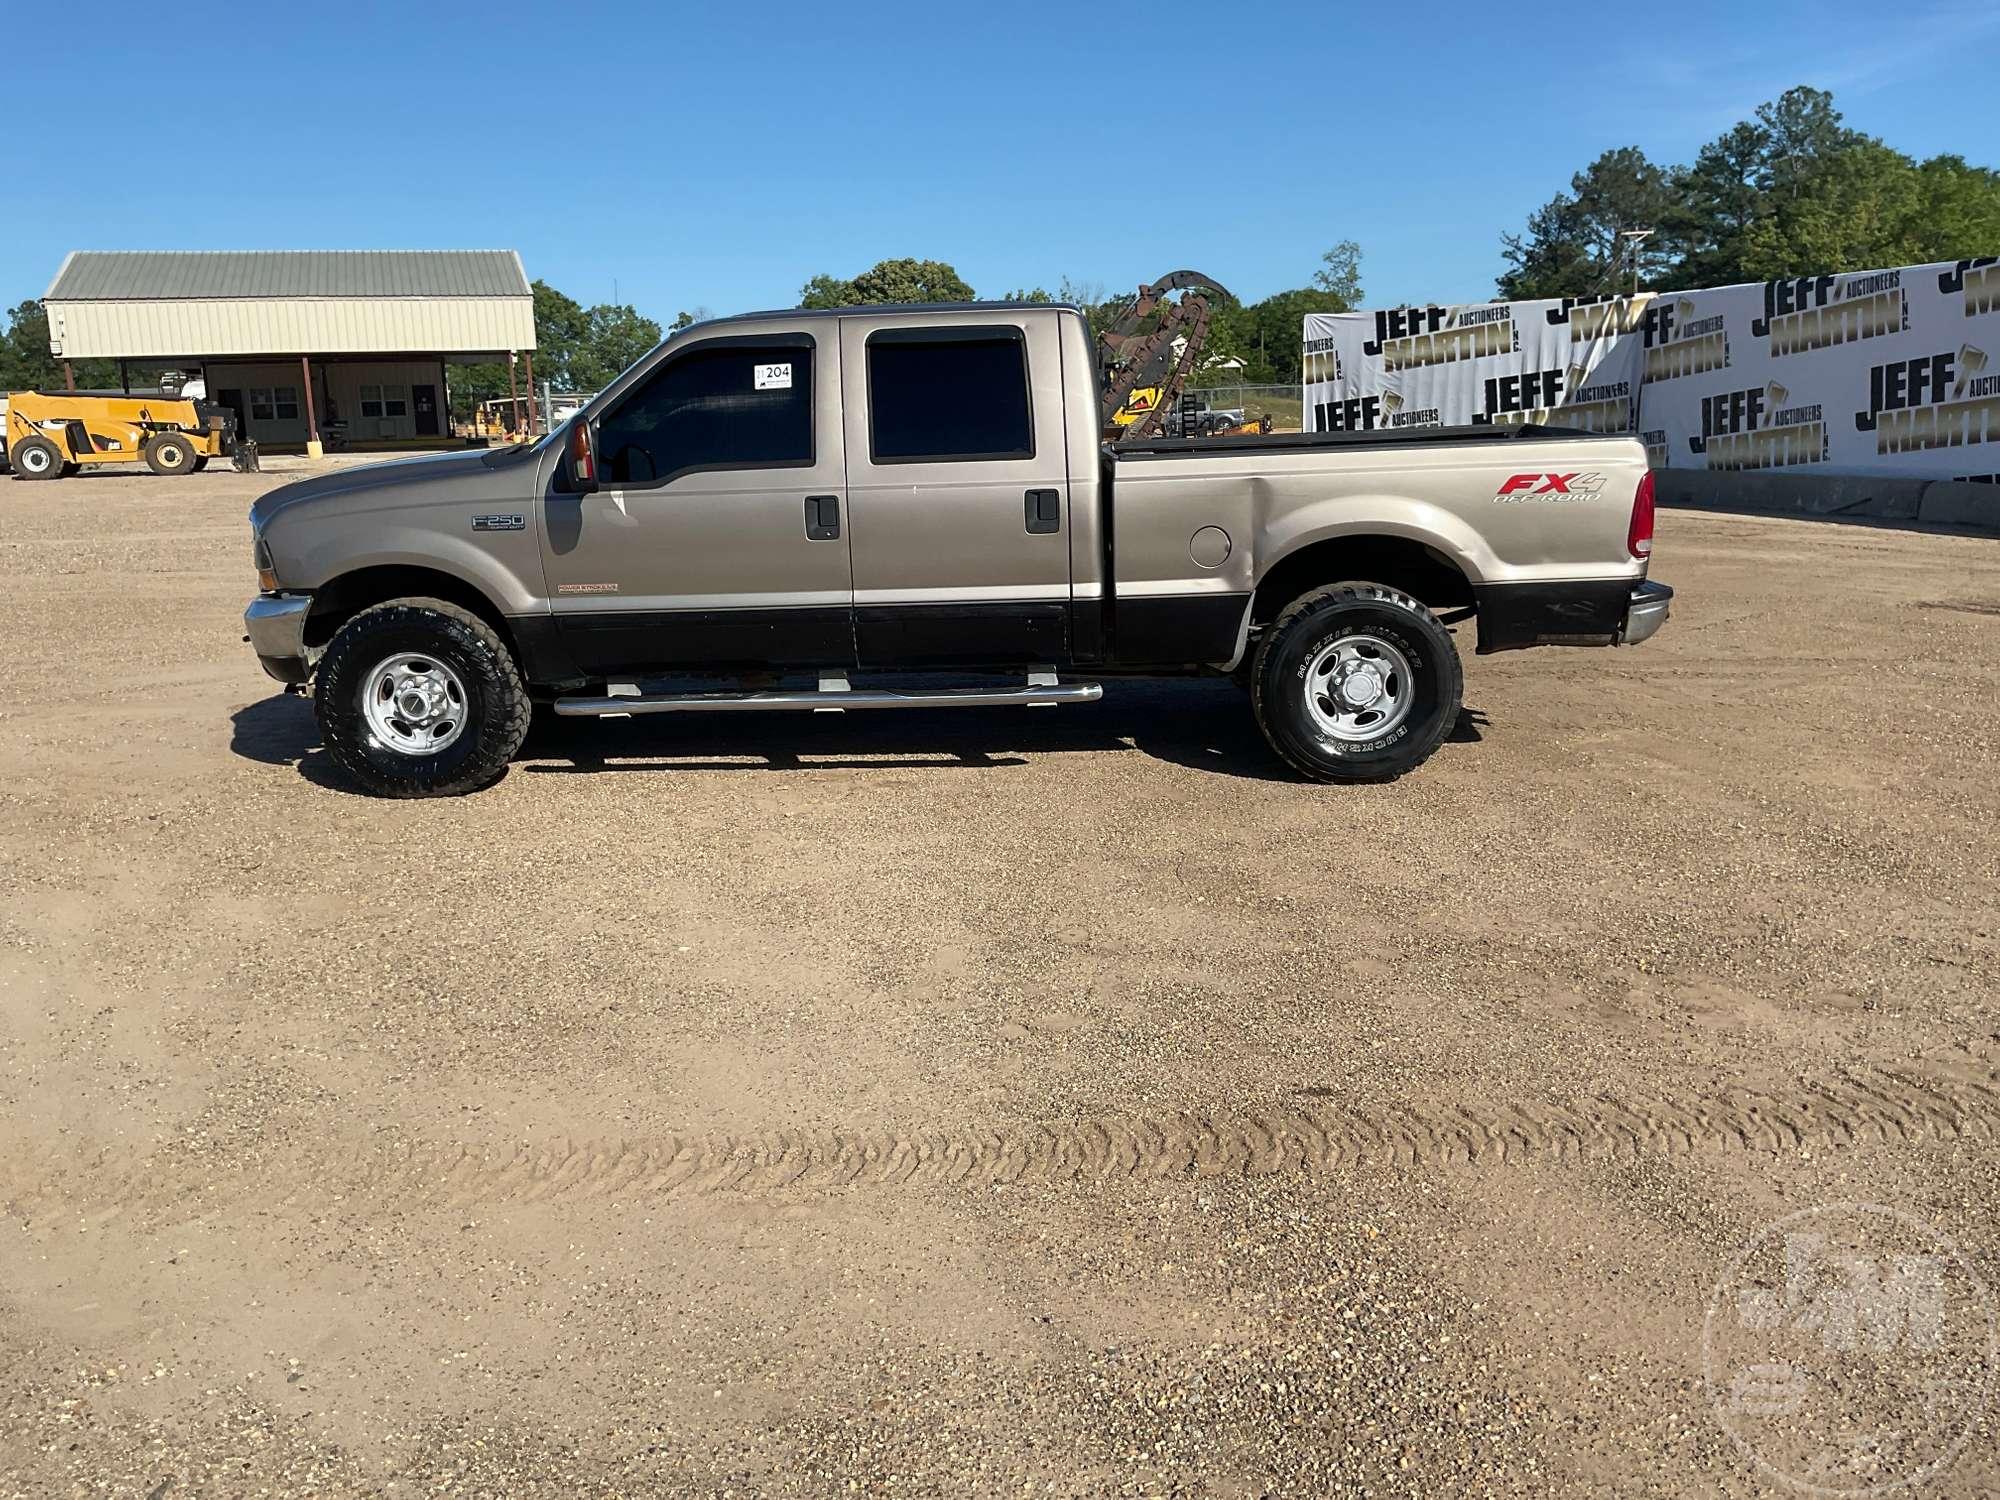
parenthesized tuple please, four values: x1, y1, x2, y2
(273, 504, 548, 616)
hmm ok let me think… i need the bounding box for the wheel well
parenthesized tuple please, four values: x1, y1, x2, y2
(1251, 535, 1474, 625)
(304, 566, 515, 652)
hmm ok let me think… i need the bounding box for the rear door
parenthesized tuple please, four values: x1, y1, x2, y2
(839, 312, 1072, 666)
(540, 326, 853, 674)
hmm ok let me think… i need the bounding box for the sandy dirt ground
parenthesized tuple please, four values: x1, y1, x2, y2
(2, 460, 1997, 1496)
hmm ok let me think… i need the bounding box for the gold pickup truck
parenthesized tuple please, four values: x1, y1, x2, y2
(245, 302, 1670, 797)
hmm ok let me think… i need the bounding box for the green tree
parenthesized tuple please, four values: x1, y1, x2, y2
(798, 258, 975, 307)
(1243, 288, 1356, 385)
(0, 300, 117, 392)
(1499, 146, 1679, 299)
(1669, 121, 1769, 287)
(571, 303, 664, 391)
(1502, 85, 2000, 294)
(1311, 241, 1364, 304)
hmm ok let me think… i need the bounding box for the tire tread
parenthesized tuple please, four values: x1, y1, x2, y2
(1250, 581, 1462, 784)
(315, 597, 529, 798)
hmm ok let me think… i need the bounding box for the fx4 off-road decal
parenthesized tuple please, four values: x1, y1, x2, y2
(1494, 471, 1607, 502)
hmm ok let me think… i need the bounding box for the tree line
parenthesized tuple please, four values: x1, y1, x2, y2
(1497, 86, 2000, 300)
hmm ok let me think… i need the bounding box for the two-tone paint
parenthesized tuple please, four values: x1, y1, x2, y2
(246, 303, 1659, 689)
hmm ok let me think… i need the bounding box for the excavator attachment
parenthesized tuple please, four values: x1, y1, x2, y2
(1096, 270, 1232, 442)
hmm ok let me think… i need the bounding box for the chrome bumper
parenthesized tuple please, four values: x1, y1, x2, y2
(244, 593, 314, 684)
(1620, 580, 1673, 645)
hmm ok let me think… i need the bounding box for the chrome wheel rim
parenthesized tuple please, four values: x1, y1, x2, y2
(1302, 632, 1415, 742)
(360, 653, 469, 756)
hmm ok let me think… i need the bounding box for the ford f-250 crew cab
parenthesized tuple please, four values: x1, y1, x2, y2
(244, 302, 1671, 797)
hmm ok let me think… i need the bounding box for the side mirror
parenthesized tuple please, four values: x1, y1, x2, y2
(569, 418, 599, 493)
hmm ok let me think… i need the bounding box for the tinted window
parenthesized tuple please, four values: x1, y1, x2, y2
(597, 341, 812, 485)
(868, 331, 1032, 462)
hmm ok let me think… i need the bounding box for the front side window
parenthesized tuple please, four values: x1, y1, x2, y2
(596, 339, 813, 486)
(867, 329, 1032, 463)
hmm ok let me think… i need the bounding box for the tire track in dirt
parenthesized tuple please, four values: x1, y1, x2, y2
(6, 1066, 1995, 1221)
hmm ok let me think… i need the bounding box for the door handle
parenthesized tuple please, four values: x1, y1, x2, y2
(805, 494, 841, 541)
(1024, 488, 1061, 534)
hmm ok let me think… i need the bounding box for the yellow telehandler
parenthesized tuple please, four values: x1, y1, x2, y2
(4, 389, 244, 480)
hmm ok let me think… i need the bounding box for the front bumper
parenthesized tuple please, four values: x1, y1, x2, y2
(1620, 580, 1673, 645)
(244, 593, 314, 684)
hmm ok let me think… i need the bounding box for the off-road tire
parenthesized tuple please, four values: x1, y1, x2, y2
(1250, 581, 1462, 783)
(9, 436, 62, 480)
(143, 432, 198, 475)
(315, 598, 530, 798)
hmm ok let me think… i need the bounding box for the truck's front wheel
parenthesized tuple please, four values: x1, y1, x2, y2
(1250, 582, 1462, 783)
(314, 598, 530, 797)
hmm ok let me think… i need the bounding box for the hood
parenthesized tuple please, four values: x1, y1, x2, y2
(250, 445, 538, 529)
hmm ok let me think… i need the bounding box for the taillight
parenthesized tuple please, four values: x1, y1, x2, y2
(1627, 470, 1655, 561)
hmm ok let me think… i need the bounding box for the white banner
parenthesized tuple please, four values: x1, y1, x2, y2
(1305, 258, 2000, 480)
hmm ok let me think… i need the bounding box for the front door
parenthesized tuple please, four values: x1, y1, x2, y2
(839, 314, 1072, 666)
(412, 384, 440, 437)
(540, 328, 852, 675)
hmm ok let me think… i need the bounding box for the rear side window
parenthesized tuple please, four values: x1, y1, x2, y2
(867, 329, 1033, 463)
(597, 339, 813, 486)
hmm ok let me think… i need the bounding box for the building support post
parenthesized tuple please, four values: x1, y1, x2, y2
(524, 351, 539, 436)
(63, 361, 75, 391)
(301, 355, 323, 459)
(507, 353, 521, 438)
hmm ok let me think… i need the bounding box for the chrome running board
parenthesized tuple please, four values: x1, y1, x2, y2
(554, 672, 1102, 718)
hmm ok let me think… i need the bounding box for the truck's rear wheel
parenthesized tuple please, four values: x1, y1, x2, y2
(314, 598, 530, 797)
(1250, 581, 1462, 783)
(143, 432, 198, 475)
(10, 437, 62, 480)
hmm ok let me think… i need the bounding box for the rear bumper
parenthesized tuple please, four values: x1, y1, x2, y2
(1475, 577, 1672, 653)
(244, 592, 314, 683)
(1619, 580, 1673, 645)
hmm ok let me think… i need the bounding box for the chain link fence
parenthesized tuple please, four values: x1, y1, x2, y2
(1178, 384, 1306, 434)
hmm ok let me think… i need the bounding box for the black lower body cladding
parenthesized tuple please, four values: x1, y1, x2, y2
(1473, 579, 1633, 653)
(1107, 593, 1249, 667)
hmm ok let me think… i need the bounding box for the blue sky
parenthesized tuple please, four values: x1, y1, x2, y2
(11, 0, 1997, 319)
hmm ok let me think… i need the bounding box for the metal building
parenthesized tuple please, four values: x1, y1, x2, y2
(41, 250, 538, 453)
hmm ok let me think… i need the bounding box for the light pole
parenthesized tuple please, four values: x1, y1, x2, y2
(1618, 228, 1656, 296)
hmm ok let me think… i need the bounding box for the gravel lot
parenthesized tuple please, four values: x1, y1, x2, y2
(3, 460, 1997, 1496)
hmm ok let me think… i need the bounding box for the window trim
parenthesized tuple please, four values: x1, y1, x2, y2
(360, 383, 409, 420)
(864, 324, 1035, 466)
(249, 385, 300, 423)
(589, 331, 818, 492)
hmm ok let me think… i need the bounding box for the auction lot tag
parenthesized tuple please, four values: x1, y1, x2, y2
(755, 363, 793, 391)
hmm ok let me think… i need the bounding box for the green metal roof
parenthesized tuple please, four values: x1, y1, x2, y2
(45, 250, 531, 301)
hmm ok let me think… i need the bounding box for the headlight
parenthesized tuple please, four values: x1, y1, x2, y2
(254, 536, 279, 592)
